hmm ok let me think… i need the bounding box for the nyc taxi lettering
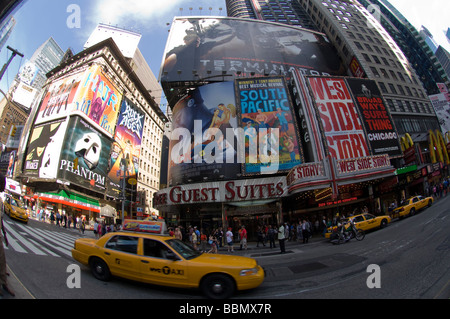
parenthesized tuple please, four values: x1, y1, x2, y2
(150, 266, 184, 276)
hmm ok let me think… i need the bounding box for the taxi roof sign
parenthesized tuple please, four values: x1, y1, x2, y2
(122, 219, 167, 234)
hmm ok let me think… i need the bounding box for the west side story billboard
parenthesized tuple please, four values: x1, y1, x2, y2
(304, 76, 402, 160)
(160, 17, 345, 84)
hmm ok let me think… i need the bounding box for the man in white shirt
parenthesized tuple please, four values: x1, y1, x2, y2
(278, 223, 286, 253)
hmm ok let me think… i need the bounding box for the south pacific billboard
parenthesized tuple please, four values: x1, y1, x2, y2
(235, 76, 303, 174)
(305, 76, 370, 160)
(107, 97, 145, 198)
(160, 17, 345, 85)
(58, 116, 112, 193)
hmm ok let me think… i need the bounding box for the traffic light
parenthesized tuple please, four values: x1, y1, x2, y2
(10, 125, 17, 137)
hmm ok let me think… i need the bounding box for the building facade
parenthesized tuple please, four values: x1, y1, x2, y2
(16, 38, 166, 226)
(357, 0, 450, 95)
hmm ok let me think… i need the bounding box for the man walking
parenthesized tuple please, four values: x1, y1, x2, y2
(278, 223, 286, 253)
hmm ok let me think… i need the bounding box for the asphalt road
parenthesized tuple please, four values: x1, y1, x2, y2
(1, 194, 449, 301)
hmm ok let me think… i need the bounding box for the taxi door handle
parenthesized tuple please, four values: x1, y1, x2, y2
(141, 260, 149, 263)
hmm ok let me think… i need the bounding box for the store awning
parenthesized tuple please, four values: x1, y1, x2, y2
(35, 190, 101, 213)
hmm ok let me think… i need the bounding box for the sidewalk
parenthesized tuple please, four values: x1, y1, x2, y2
(215, 235, 327, 257)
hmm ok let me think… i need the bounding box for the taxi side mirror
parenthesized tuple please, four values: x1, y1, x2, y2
(166, 250, 180, 261)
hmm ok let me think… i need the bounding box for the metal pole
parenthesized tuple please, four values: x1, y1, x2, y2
(0, 46, 24, 82)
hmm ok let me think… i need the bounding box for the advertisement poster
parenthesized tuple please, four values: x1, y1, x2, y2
(34, 72, 82, 125)
(235, 76, 303, 174)
(346, 78, 402, 157)
(168, 81, 241, 185)
(429, 93, 450, 134)
(160, 17, 345, 85)
(23, 119, 68, 179)
(107, 97, 145, 198)
(306, 76, 369, 160)
(72, 65, 123, 137)
(58, 116, 112, 193)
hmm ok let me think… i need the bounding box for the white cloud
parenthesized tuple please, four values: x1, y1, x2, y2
(90, 0, 185, 27)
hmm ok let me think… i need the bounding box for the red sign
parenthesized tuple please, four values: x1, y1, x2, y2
(307, 77, 369, 160)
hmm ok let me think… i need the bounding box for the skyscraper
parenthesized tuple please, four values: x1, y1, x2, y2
(358, 0, 449, 96)
(226, 0, 319, 31)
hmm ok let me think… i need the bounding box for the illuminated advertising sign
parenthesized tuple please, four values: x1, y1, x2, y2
(235, 76, 303, 174)
(160, 17, 345, 84)
(306, 76, 369, 160)
(23, 119, 69, 179)
(35, 65, 123, 137)
(35, 72, 81, 125)
(168, 81, 241, 185)
(58, 116, 112, 193)
(73, 65, 122, 137)
(107, 97, 145, 197)
(345, 78, 401, 157)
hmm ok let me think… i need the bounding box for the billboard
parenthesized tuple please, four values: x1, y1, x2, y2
(429, 93, 450, 133)
(160, 17, 345, 84)
(35, 72, 82, 125)
(73, 65, 123, 137)
(346, 78, 401, 157)
(34, 65, 123, 137)
(306, 76, 370, 160)
(23, 119, 69, 179)
(168, 81, 241, 185)
(58, 116, 112, 193)
(235, 76, 303, 174)
(107, 97, 145, 198)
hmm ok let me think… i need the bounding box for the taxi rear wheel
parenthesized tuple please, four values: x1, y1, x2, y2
(200, 274, 235, 299)
(90, 257, 111, 281)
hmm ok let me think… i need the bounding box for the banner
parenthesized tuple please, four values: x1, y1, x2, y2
(23, 119, 68, 179)
(429, 93, 450, 133)
(168, 81, 241, 185)
(306, 76, 369, 160)
(160, 17, 345, 84)
(235, 76, 303, 174)
(34, 72, 82, 125)
(73, 65, 123, 137)
(58, 116, 112, 193)
(345, 78, 401, 157)
(35, 65, 123, 138)
(107, 97, 145, 198)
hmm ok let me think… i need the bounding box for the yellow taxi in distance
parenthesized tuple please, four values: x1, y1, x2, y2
(325, 213, 390, 239)
(3, 194, 28, 223)
(392, 195, 433, 218)
(72, 231, 265, 299)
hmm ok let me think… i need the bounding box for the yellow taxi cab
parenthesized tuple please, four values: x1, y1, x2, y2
(3, 194, 29, 223)
(72, 223, 264, 299)
(392, 195, 433, 218)
(325, 213, 390, 239)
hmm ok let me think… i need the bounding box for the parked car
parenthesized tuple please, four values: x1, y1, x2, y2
(392, 195, 433, 218)
(72, 231, 265, 299)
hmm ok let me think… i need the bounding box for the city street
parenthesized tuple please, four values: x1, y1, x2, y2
(1, 194, 449, 300)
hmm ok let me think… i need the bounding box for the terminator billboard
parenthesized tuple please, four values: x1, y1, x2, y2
(160, 17, 345, 85)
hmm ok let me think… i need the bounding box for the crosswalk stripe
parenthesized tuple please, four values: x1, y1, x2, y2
(4, 222, 46, 255)
(15, 224, 73, 256)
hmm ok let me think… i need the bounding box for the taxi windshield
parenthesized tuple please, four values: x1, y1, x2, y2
(11, 198, 26, 209)
(166, 239, 202, 260)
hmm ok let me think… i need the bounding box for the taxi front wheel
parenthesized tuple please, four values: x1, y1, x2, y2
(200, 274, 235, 299)
(90, 257, 111, 281)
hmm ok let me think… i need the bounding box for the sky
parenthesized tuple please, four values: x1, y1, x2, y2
(1, 0, 449, 111)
